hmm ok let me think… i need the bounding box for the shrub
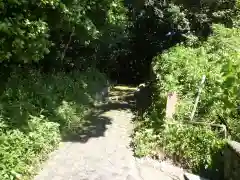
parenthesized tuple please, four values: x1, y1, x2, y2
(133, 120, 225, 175)
(133, 123, 159, 157)
(0, 116, 60, 180)
(0, 68, 107, 179)
(133, 24, 240, 178)
(159, 122, 225, 174)
(0, 0, 129, 70)
(152, 24, 240, 140)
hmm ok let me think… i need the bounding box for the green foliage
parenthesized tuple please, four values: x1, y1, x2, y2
(153, 24, 240, 140)
(159, 122, 225, 172)
(0, 116, 60, 180)
(0, 0, 129, 68)
(119, 0, 240, 83)
(133, 24, 240, 178)
(0, 0, 58, 63)
(172, 0, 237, 29)
(0, 69, 107, 179)
(133, 120, 225, 173)
(133, 122, 159, 157)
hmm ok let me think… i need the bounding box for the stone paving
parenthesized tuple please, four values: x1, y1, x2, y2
(35, 87, 184, 180)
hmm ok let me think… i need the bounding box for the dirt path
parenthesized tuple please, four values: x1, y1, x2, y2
(34, 86, 184, 180)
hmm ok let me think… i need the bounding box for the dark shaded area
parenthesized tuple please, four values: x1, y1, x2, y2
(198, 148, 224, 180)
(134, 84, 153, 116)
(62, 111, 112, 143)
(63, 101, 134, 143)
(1, 0, 236, 87)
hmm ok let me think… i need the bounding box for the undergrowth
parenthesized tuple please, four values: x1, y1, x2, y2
(0, 68, 107, 180)
(132, 24, 239, 180)
(133, 116, 225, 179)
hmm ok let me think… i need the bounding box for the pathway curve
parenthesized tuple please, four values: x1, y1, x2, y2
(34, 86, 184, 180)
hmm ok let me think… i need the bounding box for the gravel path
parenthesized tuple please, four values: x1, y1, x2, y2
(35, 90, 184, 180)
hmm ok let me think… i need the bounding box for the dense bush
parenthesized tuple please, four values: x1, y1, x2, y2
(153, 24, 240, 140)
(133, 24, 240, 178)
(0, 116, 60, 180)
(1, 0, 239, 81)
(121, 0, 240, 82)
(133, 120, 225, 176)
(0, 69, 107, 179)
(159, 123, 225, 177)
(0, 0, 128, 70)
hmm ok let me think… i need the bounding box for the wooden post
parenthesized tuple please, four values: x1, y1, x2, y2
(166, 92, 178, 119)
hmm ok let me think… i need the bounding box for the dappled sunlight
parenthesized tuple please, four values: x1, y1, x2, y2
(63, 85, 138, 143)
(62, 111, 113, 143)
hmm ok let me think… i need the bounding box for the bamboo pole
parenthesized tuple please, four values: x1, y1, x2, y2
(190, 75, 206, 121)
(61, 27, 75, 62)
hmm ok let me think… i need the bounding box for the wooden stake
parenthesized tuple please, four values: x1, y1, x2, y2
(166, 92, 178, 119)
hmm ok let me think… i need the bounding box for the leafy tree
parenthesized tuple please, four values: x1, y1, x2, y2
(0, 0, 129, 71)
(121, 0, 240, 83)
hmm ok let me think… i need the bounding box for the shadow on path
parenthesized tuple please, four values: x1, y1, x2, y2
(61, 110, 112, 143)
(62, 86, 137, 143)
